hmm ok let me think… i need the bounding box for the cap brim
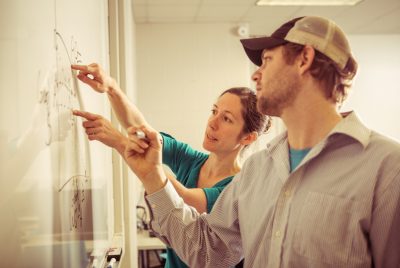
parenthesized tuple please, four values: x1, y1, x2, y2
(240, 37, 287, 66)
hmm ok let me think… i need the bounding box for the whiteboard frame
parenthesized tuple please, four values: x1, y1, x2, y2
(108, 0, 138, 267)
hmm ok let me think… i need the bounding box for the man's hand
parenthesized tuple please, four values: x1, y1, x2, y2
(124, 126, 167, 193)
(73, 110, 127, 154)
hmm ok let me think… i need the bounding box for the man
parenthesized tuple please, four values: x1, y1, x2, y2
(123, 16, 400, 267)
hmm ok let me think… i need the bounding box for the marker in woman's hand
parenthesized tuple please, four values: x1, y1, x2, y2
(135, 130, 146, 140)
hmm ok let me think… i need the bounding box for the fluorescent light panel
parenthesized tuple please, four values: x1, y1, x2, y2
(256, 0, 364, 6)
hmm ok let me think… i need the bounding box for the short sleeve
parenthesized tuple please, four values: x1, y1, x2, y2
(160, 132, 207, 176)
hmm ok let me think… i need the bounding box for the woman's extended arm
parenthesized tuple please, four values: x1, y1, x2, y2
(166, 172, 208, 213)
(71, 63, 148, 129)
(73, 111, 209, 213)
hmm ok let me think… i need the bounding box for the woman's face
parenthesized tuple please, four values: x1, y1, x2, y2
(203, 93, 246, 154)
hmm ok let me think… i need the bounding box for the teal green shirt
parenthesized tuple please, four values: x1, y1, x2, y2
(161, 132, 234, 268)
(289, 147, 311, 172)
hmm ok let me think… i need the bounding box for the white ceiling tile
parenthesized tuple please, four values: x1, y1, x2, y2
(289, 6, 350, 18)
(355, 7, 400, 34)
(148, 17, 194, 23)
(201, 0, 256, 4)
(332, 0, 400, 32)
(196, 5, 250, 21)
(132, 0, 400, 34)
(147, 0, 201, 4)
(148, 5, 199, 19)
(240, 6, 300, 23)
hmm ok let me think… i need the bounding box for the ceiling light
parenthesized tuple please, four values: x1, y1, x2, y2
(256, 0, 364, 6)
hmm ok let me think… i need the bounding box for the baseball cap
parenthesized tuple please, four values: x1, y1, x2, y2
(240, 16, 351, 70)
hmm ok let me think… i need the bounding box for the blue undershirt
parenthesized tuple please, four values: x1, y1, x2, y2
(289, 147, 311, 172)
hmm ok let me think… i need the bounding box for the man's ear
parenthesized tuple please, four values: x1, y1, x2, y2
(298, 45, 316, 74)
(240, 131, 258, 146)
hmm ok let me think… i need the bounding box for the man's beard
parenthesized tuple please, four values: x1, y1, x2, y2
(257, 75, 300, 117)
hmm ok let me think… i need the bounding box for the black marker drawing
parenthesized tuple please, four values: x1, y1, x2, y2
(51, 30, 92, 232)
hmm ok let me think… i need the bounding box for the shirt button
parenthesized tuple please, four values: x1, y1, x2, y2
(151, 204, 157, 209)
(275, 231, 281, 237)
(284, 190, 291, 197)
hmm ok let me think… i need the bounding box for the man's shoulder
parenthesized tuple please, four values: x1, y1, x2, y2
(369, 131, 400, 153)
(366, 131, 400, 172)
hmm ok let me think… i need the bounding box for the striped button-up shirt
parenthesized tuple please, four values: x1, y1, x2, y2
(146, 112, 400, 268)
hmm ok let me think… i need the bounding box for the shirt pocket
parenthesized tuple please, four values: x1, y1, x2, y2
(293, 191, 358, 266)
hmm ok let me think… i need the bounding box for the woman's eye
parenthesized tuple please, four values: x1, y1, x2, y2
(224, 116, 233, 123)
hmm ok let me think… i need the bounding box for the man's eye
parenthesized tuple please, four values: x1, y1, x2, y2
(263, 56, 271, 63)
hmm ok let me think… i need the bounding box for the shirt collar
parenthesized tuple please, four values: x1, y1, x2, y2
(266, 111, 371, 153)
(265, 131, 288, 154)
(329, 111, 371, 148)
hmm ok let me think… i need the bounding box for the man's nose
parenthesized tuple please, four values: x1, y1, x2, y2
(252, 69, 260, 82)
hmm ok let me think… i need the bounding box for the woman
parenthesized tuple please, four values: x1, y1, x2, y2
(72, 63, 270, 267)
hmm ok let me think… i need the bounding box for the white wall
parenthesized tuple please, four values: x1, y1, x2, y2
(342, 35, 400, 142)
(135, 24, 400, 152)
(135, 23, 254, 152)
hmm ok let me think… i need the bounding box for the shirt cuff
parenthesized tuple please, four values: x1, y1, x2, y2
(145, 180, 184, 233)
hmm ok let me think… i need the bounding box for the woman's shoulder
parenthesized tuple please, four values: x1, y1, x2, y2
(161, 131, 208, 158)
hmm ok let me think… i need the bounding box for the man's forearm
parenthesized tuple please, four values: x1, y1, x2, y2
(146, 181, 242, 267)
(141, 167, 168, 194)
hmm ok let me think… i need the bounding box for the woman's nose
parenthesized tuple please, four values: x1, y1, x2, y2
(208, 115, 218, 130)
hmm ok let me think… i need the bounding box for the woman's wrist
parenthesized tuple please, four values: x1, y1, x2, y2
(106, 78, 121, 96)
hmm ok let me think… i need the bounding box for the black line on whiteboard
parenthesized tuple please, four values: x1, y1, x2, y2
(53, 30, 93, 232)
(58, 173, 89, 192)
(55, 30, 73, 64)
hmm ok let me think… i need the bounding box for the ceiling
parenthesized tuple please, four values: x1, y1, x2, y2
(132, 0, 400, 36)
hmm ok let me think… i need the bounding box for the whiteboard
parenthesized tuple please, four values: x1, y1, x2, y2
(0, 0, 113, 267)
